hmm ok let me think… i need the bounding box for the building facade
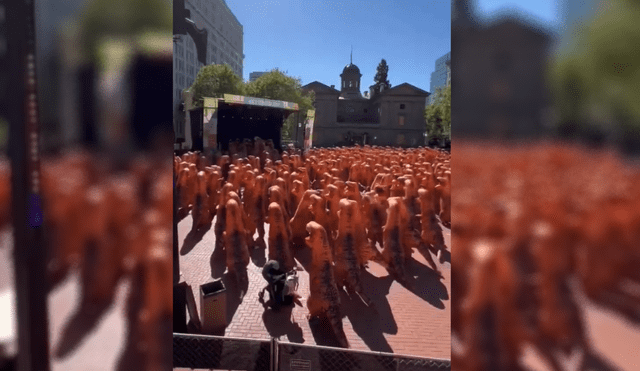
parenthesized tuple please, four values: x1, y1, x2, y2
(302, 61, 429, 148)
(173, 0, 244, 111)
(429, 51, 451, 104)
(452, 0, 554, 140)
(34, 0, 87, 147)
(249, 71, 267, 82)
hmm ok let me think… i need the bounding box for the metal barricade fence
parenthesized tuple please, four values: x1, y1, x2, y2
(277, 341, 450, 371)
(173, 333, 451, 371)
(173, 333, 272, 371)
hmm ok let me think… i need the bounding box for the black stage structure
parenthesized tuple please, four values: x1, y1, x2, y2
(187, 95, 300, 154)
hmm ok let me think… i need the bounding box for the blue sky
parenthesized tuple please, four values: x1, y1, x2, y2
(225, 0, 450, 93)
(475, 0, 562, 29)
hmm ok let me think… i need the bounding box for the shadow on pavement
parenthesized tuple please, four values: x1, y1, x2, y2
(352, 269, 397, 334)
(55, 243, 122, 360)
(116, 313, 172, 371)
(441, 249, 451, 264)
(54, 298, 114, 360)
(250, 243, 267, 268)
(262, 305, 304, 343)
(117, 261, 173, 371)
(581, 350, 623, 371)
(181, 225, 212, 256)
(221, 272, 244, 330)
(210, 246, 227, 279)
(308, 315, 343, 348)
(406, 259, 449, 309)
(117, 274, 145, 370)
(339, 286, 394, 353)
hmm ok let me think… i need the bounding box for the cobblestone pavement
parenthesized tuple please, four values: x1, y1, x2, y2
(0, 231, 129, 371)
(177, 215, 452, 360)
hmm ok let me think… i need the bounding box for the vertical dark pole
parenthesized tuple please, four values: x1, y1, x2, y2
(6, 0, 51, 370)
(172, 33, 181, 286)
(173, 173, 180, 284)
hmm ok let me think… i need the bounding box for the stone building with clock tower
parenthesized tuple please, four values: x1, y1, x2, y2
(302, 57, 430, 147)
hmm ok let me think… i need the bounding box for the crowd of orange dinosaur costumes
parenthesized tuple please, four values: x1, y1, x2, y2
(175, 141, 451, 348)
(452, 142, 640, 371)
(0, 149, 172, 371)
(2, 137, 637, 367)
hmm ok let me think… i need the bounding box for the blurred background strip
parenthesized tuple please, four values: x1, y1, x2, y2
(4, 0, 51, 369)
(452, 1, 640, 370)
(0, 0, 173, 370)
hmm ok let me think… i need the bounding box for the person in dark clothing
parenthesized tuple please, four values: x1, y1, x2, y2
(261, 260, 287, 307)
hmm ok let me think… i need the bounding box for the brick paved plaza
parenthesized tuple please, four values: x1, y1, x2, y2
(1, 231, 138, 371)
(1, 217, 638, 370)
(520, 285, 640, 371)
(177, 215, 452, 360)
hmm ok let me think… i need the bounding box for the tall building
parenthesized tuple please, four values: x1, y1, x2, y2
(37, 0, 88, 144)
(429, 51, 451, 104)
(249, 71, 267, 81)
(173, 0, 244, 109)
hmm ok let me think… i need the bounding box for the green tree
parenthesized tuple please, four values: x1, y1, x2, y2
(79, 0, 171, 60)
(245, 69, 315, 140)
(424, 85, 451, 145)
(187, 67, 314, 141)
(548, 0, 640, 148)
(373, 59, 391, 94)
(189, 64, 245, 106)
(245, 68, 305, 103)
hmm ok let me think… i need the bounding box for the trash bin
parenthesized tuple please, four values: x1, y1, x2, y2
(200, 279, 227, 334)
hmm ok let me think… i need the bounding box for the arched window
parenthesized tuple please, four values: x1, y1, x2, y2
(343, 81, 346, 88)
(349, 81, 353, 88)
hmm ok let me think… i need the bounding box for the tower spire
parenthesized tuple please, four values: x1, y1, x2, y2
(350, 45, 353, 64)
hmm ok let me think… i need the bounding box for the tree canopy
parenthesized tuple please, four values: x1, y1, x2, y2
(424, 85, 451, 145)
(245, 69, 312, 107)
(246, 69, 315, 140)
(548, 0, 640, 148)
(373, 59, 391, 94)
(190, 64, 245, 105)
(187, 66, 315, 140)
(78, 0, 171, 61)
